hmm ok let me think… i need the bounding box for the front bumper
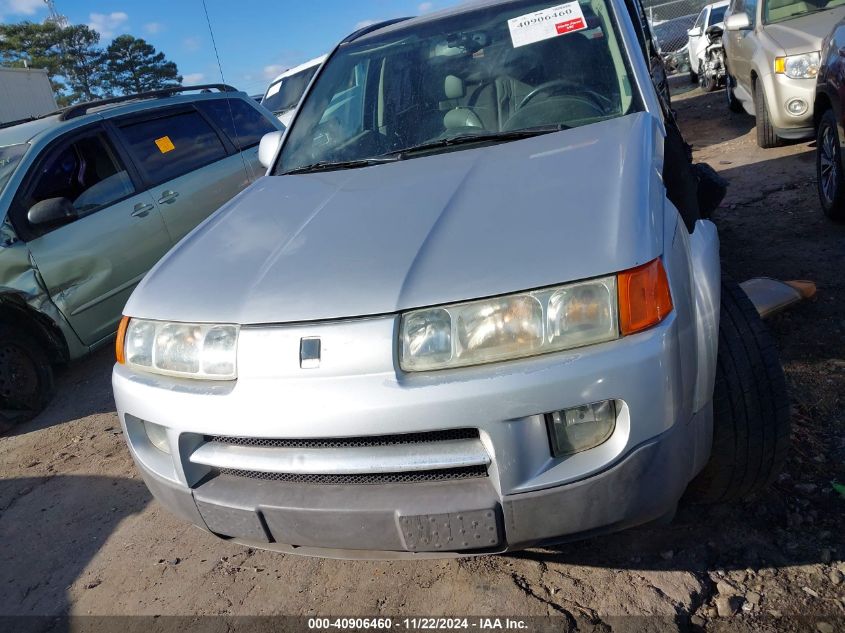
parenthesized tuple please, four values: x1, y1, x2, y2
(761, 72, 816, 137)
(132, 406, 709, 559)
(114, 312, 711, 558)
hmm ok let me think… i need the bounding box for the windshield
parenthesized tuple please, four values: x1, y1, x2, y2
(710, 6, 728, 23)
(764, 0, 844, 22)
(276, 0, 639, 174)
(261, 65, 321, 114)
(0, 144, 27, 196)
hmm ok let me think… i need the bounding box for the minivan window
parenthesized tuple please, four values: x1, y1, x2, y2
(24, 132, 134, 232)
(261, 65, 321, 115)
(277, 0, 639, 174)
(764, 0, 844, 23)
(0, 144, 28, 196)
(118, 110, 228, 185)
(197, 98, 277, 150)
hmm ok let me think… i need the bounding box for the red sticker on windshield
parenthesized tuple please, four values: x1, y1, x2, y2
(555, 17, 586, 34)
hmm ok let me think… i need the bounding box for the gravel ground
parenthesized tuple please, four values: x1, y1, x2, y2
(1, 86, 843, 631)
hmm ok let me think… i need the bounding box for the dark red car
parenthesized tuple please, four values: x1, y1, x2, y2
(815, 18, 845, 220)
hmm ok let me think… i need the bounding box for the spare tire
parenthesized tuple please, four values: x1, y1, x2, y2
(687, 279, 790, 503)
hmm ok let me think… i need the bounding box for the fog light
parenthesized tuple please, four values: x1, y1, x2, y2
(144, 421, 171, 454)
(785, 98, 808, 116)
(546, 400, 616, 456)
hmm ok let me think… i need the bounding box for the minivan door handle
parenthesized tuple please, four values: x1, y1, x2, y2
(158, 190, 180, 204)
(131, 202, 154, 218)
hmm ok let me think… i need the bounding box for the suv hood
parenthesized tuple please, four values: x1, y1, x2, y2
(765, 7, 845, 55)
(127, 112, 665, 325)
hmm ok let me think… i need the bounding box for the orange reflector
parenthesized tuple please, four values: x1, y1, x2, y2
(774, 57, 786, 74)
(115, 316, 129, 364)
(618, 259, 673, 336)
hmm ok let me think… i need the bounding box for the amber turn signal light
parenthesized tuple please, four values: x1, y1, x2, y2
(618, 259, 673, 335)
(115, 316, 129, 364)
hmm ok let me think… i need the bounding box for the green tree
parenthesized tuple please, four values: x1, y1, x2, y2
(0, 21, 66, 94)
(102, 35, 181, 96)
(58, 25, 105, 103)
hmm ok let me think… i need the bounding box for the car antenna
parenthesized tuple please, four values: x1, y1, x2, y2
(201, 0, 253, 180)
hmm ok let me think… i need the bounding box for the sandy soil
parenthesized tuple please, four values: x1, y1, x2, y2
(1, 86, 843, 631)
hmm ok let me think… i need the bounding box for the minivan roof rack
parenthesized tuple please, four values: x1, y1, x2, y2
(58, 84, 239, 121)
(342, 17, 413, 43)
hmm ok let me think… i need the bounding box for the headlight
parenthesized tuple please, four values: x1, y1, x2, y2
(401, 276, 618, 371)
(774, 52, 820, 79)
(116, 317, 239, 380)
(400, 259, 672, 372)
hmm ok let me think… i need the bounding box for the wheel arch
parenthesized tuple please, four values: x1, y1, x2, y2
(813, 91, 837, 131)
(0, 294, 69, 364)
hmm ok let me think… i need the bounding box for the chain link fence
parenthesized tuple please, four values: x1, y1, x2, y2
(643, 0, 713, 75)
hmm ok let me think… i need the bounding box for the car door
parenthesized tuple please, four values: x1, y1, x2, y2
(688, 7, 708, 68)
(111, 105, 251, 245)
(727, 0, 757, 96)
(15, 125, 171, 346)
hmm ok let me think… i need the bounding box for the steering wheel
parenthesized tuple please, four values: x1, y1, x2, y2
(517, 79, 610, 113)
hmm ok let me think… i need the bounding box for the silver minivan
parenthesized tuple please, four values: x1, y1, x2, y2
(0, 86, 284, 427)
(114, 0, 789, 558)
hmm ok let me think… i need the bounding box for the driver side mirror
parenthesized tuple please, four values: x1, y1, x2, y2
(687, 27, 702, 37)
(27, 197, 76, 227)
(725, 13, 751, 31)
(258, 131, 285, 169)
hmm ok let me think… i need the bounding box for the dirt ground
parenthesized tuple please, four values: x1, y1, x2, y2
(1, 85, 844, 631)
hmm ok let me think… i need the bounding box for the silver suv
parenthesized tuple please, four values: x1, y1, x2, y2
(0, 85, 283, 427)
(723, 0, 845, 147)
(114, 0, 789, 558)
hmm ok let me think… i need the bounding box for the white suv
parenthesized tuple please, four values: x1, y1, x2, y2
(688, 0, 730, 82)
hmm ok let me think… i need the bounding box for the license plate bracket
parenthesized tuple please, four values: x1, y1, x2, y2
(398, 508, 500, 552)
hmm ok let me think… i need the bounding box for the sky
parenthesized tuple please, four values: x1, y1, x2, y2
(0, 0, 462, 96)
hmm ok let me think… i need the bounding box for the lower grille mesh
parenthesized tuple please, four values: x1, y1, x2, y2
(218, 465, 488, 485)
(208, 428, 479, 449)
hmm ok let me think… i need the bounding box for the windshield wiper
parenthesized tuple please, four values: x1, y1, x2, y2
(392, 124, 570, 156)
(280, 155, 402, 175)
(279, 125, 569, 175)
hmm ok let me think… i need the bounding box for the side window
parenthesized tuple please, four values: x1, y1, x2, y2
(624, 0, 657, 60)
(196, 98, 277, 150)
(117, 110, 227, 185)
(744, 0, 758, 25)
(320, 61, 367, 138)
(23, 131, 134, 234)
(693, 8, 707, 29)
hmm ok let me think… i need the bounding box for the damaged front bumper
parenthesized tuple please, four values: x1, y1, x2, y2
(113, 308, 712, 558)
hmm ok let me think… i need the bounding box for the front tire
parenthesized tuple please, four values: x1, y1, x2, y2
(754, 81, 782, 148)
(699, 60, 717, 93)
(0, 324, 54, 431)
(817, 108, 845, 221)
(687, 280, 790, 503)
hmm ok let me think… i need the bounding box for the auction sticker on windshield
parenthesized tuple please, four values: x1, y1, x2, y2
(508, 2, 587, 47)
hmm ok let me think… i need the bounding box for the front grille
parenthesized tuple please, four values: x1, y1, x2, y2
(218, 465, 488, 485)
(208, 428, 479, 449)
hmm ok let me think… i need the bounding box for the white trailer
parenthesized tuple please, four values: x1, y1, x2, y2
(0, 67, 58, 124)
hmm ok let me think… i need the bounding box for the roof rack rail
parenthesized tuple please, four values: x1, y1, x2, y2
(58, 84, 239, 121)
(342, 16, 413, 43)
(0, 116, 41, 130)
